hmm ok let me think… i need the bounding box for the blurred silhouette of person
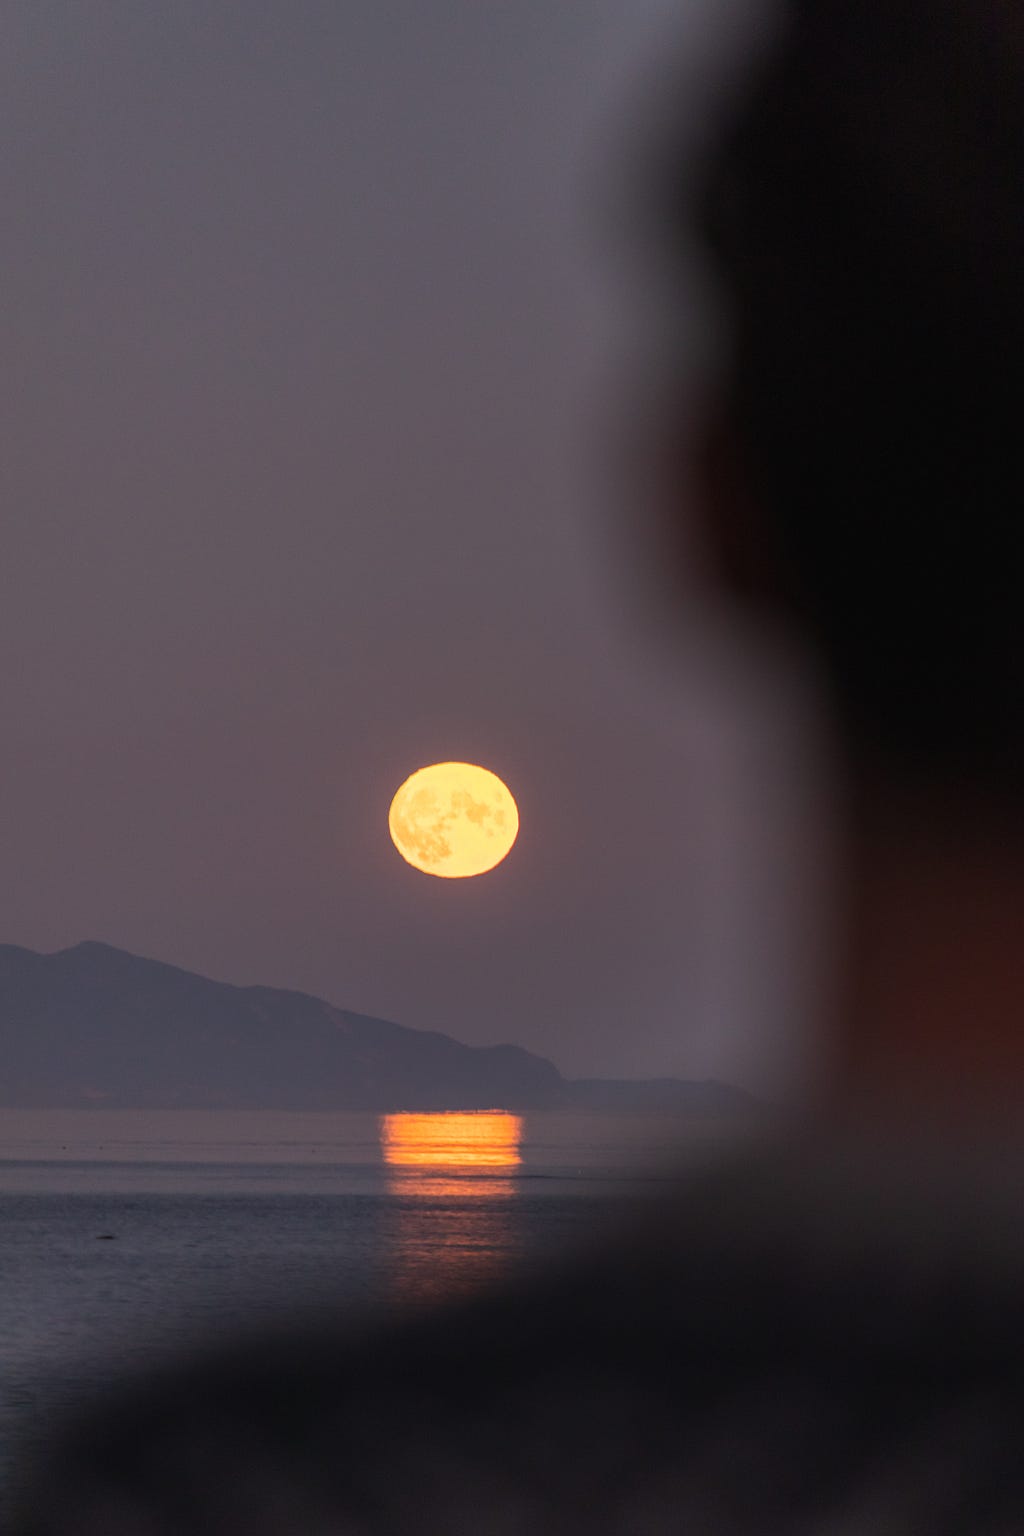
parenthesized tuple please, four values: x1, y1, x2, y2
(11, 0, 1024, 1530)
(658, 0, 1024, 1134)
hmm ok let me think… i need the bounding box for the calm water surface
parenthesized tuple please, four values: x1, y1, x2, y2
(0, 1110, 737, 1498)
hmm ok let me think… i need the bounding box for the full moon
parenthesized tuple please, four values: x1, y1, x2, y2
(388, 762, 519, 878)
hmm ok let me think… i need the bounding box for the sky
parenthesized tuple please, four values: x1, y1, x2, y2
(0, 0, 825, 1093)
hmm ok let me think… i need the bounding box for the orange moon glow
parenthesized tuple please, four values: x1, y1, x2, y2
(380, 1112, 523, 1199)
(380, 1112, 523, 1171)
(388, 762, 519, 878)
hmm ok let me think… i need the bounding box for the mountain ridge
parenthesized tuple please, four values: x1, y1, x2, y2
(0, 941, 753, 1115)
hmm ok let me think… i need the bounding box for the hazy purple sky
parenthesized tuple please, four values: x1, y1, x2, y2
(0, 0, 821, 1090)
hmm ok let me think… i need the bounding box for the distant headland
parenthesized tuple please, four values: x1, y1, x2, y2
(0, 941, 755, 1115)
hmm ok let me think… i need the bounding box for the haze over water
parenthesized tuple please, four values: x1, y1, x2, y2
(0, 1110, 738, 1501)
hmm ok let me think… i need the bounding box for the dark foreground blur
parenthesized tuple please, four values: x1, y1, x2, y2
(12, 1137, 1024, 1534)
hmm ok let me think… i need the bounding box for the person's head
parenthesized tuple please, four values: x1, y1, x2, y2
(671, 0, 1024, 801)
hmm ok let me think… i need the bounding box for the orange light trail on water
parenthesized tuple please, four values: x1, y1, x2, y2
(379, 1112, 522, 1190)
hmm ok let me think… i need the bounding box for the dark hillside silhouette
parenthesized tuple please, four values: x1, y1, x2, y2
(0, 942, 751, 1114)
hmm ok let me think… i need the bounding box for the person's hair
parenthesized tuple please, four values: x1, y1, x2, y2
(675, 0, 1024, 788)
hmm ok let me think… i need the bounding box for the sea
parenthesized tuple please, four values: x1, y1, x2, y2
(0, 1108, 742, 1509)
